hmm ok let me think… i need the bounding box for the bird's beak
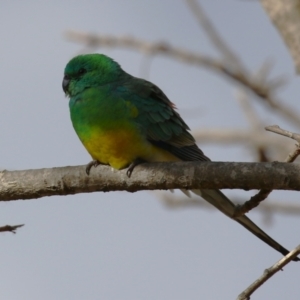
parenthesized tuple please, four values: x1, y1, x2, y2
(62, 75, 70, 94)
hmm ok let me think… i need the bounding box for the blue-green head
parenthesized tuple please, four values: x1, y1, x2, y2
(63, 53, 124, 97)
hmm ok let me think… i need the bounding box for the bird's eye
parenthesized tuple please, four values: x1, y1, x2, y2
(78, 68, 86, 75)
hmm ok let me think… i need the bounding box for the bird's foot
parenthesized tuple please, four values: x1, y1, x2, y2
(86, 160, 102, 175)
(126, 158, 145, 178)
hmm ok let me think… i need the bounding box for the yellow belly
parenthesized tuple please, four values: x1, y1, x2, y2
(81, 127, 179, 170)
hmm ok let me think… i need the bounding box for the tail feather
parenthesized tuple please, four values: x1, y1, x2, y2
(192, 189, 299, 261)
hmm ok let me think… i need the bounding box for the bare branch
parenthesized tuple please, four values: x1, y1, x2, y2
(261, 0, 300, 74)
(234, 90, 273, 162)
(237, 244, 300, 300)
(235, 90, 262, 130)
(1, 162, 300, 201)
(266, 125, 300, 162)
(255, 59, 287, 92)
(186, 0, 245, 69)
(159, 193, 300, 218)
(266, 124, 300, 144)
(0, 224, 24, 234)
(234, 189, 272, 218)
(234, 125, 300, 217)
(65, 31, 300, 128)
(193, 129, 292, 163)
(193, 128, 288, 147)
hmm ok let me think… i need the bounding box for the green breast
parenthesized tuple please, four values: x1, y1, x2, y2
(69, 86, 147, 168)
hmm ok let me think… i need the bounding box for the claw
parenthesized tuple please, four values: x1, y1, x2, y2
(86, 160, 101, 175)
(126, 158, 145, 178)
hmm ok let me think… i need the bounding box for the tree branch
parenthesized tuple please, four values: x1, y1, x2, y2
(237, 244, 300, 300)
(261, 0, 300, 74)
(266, 124, 300, 144)
(234, 125, 300, 217)
(65, 31, 300, 128)
(186, 0, 245, 69)
(1, 162, 300, 201)
(193, 128, 291, 155)
(0, 224, 24, 233)
(159, 193, 300, 218)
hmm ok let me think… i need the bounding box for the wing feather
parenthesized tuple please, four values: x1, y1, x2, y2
(120, 77, 210, 162)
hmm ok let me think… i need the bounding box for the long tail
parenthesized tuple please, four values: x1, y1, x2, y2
(192, 189, 299, 261)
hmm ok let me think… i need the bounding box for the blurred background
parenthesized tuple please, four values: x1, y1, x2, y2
(0, 1, 299, 299)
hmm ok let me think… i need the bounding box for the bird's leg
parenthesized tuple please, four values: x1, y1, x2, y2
(126, 158, 146, 178)
(86, 160, 102, 175)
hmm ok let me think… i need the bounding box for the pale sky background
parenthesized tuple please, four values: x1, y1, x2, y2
(0, 1, 299, 299)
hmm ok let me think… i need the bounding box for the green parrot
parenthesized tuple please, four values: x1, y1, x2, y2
(63, 53, 298, 261)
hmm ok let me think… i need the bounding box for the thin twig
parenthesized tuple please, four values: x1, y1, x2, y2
(254, 59, 287, 92)
(159, 193, 300, 219)
(234, 125, 300, 217)
(0, 224, 24, 234)
(236, 80, 276, 162)
(186, 0, 245, 69)
(234, 90, 272, 162)
(237, 244, 300, 300)
(235, 90, 262, 130)
(234, 189, 272, 217)
(193, 128, 290, 154)
(266, 125, 300, 162)
(266, 124, 300, 144)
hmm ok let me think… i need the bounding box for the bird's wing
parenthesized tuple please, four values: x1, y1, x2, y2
(117, 76, 299, 261)
(120, 77, 210, 162)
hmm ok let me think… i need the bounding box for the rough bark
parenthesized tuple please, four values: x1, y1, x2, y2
(261, 0, 300, 73)
(1, 162, 300, 201)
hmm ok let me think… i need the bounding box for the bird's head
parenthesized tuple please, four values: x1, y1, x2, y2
(63, 53, 123, 97)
